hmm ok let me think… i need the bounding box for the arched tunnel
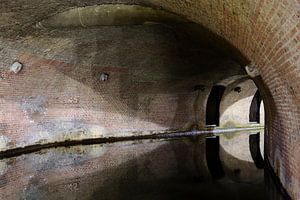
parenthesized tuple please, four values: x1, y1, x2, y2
(0, 1, 299, 199)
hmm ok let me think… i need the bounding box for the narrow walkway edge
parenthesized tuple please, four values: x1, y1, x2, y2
(0, 126, 263, 159)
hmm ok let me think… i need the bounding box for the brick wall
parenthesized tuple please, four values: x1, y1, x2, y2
(0, 25, 246, 151)
(0, 0, 299, 198)
(149, 0, 300, 198)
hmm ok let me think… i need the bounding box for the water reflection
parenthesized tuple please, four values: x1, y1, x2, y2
(0, 130, 287, 200)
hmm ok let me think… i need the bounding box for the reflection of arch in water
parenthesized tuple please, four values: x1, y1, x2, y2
(249, 133, 264, 169)
(205, 136, 225, 179)
(219, 133, 264, 183)
(206, 86, 226, 126)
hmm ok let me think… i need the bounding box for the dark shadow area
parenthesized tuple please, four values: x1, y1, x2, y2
(249, 133, 264, 169)
(249, 91, 262, 123)
(264, 158, 292, 200)
(206, 136, 225, 179)
(206, 86, 226, 126)
(88, 137, 265, 200)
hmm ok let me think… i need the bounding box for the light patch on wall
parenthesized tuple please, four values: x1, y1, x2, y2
(260, 102, 265, 125)
(0, 159, 8, 176)
(20, 96, 48, 121)
(21, 120, 107, 147)
(0, 135, 9, 151)
(220, 96, 253, 128)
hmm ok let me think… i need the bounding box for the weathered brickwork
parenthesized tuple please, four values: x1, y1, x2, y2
(147, 1, 300, 198)
(0, 26, 246, 151)
(0, 0, 299, 198)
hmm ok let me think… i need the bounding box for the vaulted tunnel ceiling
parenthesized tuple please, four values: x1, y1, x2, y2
(0, 0, 299, 199)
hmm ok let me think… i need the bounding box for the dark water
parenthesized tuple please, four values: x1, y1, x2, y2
(0, 130, 287, 200)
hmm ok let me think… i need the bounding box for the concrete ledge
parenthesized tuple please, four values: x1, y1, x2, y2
(0, 126, 263, 159)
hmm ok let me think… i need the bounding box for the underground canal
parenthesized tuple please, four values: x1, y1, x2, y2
(0, 2, 298, 200)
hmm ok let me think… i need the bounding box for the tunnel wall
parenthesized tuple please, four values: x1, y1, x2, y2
(220, 79, 264, 128)
(0, 23, 251, 153)
(0, 26, 202, 151)
(149, 1, 300, 198)
(0, 0, 299, 198)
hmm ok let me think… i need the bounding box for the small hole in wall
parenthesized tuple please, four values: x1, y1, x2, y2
(99, 73, 109, 81)
(234, 87, 242, 93)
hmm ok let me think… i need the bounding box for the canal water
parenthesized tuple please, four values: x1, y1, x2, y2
(0, 130, 286, 200)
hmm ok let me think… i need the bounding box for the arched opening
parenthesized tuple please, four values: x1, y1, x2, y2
(206, 86, 226, 127)
(219, 78, 264, 128)
(249, 91, 262, 123)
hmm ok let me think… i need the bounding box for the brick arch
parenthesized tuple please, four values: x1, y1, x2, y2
(149, 0, 300, 197)
(0, 0, 298, 198)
